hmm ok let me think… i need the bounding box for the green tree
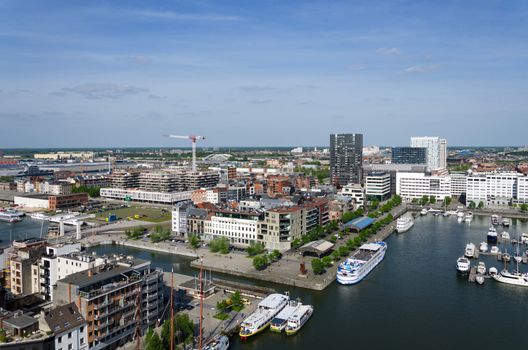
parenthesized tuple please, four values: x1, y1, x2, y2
(429, 196, 436, 204)
(322, 256, 332, 267)
(269, 250, 282, 261)
(420, 195, 429, 206)
(209, 237, 230, 254)
(311, 258, 325, 275)
(331, 250, 341, 261)
(216, 299, 228, 313)
(252, 255, 268, 270)
(468, 201, 476, 209)
(145, 327, 154, 344)
(338, 245, 349, 257)
(231, 291, 242, 308)
(477, 201, 484, 209)
(188, 233, 201, 249)
(444, 196, 452, 206)
(0, 328, 6, 343)
(146, 332, 163, 350)
(520, 204, 528, 212)
(247, 241, 265, 256)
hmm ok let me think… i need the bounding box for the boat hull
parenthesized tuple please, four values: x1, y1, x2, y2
(337, 247, 386, 285)
(239, 321, 270, 340)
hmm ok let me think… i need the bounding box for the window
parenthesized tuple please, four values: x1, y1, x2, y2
(58, 336, 62, 343)
(68, 332, 72, 338)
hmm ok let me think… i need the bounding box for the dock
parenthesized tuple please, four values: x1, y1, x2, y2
(468, 267, 477, 282)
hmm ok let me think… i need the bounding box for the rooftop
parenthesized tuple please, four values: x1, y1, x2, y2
(344, 216, 375, 231)
(44, 303, 85, 335)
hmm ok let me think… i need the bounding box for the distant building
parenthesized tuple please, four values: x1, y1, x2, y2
(100, 188, 192, 205)
(410, 136, 447, 170)
(338, 183, 365, 207)
(9, 238, 47, 296)
(466, 172, 528, 207)
(363, 163, 428, 196)
(48, 193, 88, 210)
(396, 172, 451, 202)
(391, 147, 427, 165)
(34, 152, 95, 161)
(330, 133, 363, 186)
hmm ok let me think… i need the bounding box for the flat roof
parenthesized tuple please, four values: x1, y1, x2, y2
(344, 216, 375, 230)
(300, 240, 334, 253)
(4, 313, 37, 329)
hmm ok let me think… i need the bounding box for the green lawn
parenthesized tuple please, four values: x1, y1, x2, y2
(95, 206, 171, 223)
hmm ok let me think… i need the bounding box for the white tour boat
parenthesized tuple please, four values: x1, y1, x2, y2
(396, 216, 414, 233)
(270, 299, 301, 333)
(0, 210, 22, 223)
(203, 335, 230, 350)
(337, 241, 387, 285)
(239, 293, 289, 339)
(284, 304, 314, 336)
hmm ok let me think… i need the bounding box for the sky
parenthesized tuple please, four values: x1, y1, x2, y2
(1, 0, 527, 148)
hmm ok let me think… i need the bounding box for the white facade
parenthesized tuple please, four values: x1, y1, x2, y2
(172, 203, 190, 235)
(338, 183, 365, 206)
(396, 172, 451, 201)
(450, 172, 467, 196)
(410, 136, 447, 170)
(100, 188, 192, 204)
(204, 216, 258, 246)
(40, 243, 82, 301)
(14, 196, 49, 209)
(466, 172, 527, 206)
(365, 173, 391, 200)
(55, 324, 88, 350)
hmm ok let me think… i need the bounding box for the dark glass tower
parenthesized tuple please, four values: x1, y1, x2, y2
(330, 133, 363, 186)
(391, 147, 427, 164)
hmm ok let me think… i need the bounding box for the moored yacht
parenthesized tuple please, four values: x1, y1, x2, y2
(0, 211, 22, 223)
(487, 227, 498, 243)
(521, 233, 528, 244)
(203, 335, 230, 350)
(464, 212, 474, 222)
(500, 231, 510, 240)
(465, 243, 476, 258)
(456, 257, 470, 274)
(491, 214, 500, 226)
(337, 241, 387, 285)
(420, 208, 428, 216)
(502, 218, 511, 227)
(396, 216, 414, 233)
(477, 261, 486, 275)
(479, 242, 488, 253)
(29, 212, 50, 221)
(284, 304, 314, 336)
(239, 294, 289, 339)
(490, 246, 500, 255)
(270, 299, 301, 333)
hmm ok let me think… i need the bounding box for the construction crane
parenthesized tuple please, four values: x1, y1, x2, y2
(164, 134, 206, 173)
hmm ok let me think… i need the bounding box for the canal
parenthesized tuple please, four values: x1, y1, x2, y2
(5, 214, 528, 349)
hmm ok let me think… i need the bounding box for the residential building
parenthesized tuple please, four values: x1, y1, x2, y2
(450, 172, 467, 197)
(100, 188, 192, 205)
(365, 172, 391, 201)
(266, 175, 293, 197)
(42, 181, 72, 195)
(172, 201, 193, 236)
(330, 133, 363, 186)
(40, 303, 88, 350)
(396, 172, 451, 202)
(363, 163, 428, 196)
(9, 238, 47, 296)
(391, 147, 427, 164)
(466, 172, 528, 207)
(39, 243, 83, 301)
(110, 170, 140, 189)
(54, 257, 163, 350)
(338, 183, 365, 207)
(34, 152, 95, 161)
(187, 208, 209, 236)
(204, 210, 263, 247)
(259, 206, 305, 251)
(410, 136, 447, 170)
(0, 182, 16, 191)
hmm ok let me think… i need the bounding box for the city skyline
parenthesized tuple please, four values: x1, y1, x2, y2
(1, 0, 528, 148)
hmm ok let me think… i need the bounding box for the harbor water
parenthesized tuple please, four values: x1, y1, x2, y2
(83, 215, 528, 348)
(0, 217, 50, 245)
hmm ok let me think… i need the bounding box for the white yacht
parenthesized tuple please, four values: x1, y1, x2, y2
(456, 257, 470, 273)
(270, 299, 301, 333)
(420, 208, 428, 216)
(337, 241, 387, 285)
(492, 268, 528, 287)
(476, 274, 485, 285)
(521, 233, 528, 244)
(29, 212, 50, 221)
(477, 261, 486, 275)
(479, 242, 488, 253)
(396, 216, 414, 233)
(500, 231, 510, 240)
(284, 304, 314, 336)
(487, 227, 498, 244)
(464, 243, 476, 258)
(203, 335, 230, 350)
(502, 218, 511, 227)
(239, 294, 289, 339)
(490, 246, 500, 255)
(491, 214, 500, 226)
(0, 211, 22, 223)
(464, 212, 474, 222)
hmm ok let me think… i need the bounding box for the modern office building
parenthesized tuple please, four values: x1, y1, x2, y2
(449, 172, 467, 197)
(396, 172, 451, 201)
(330, 133, 363, 186)
(365, 172, 391, 201)
(466, 172, 528, 207)
(338, 183, 365, 207)
(363, 164, 428, 196)
(100, 188, 192, 204)
(391, 147, 427, 164)
(204, 210, 263, 247)
(410, 136, 447, 170)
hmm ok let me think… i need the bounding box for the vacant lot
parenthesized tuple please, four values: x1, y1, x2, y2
(95, 206, 171, 223)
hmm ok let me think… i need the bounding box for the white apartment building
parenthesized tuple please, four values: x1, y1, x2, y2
(466, 172, 527, 206)
(172, 202, 192, 236)
(100, 188, 192, 204)
(204, 216, 259, 247)
(40, 303, 88, 350)
(40, 243, 82, 301)
(450, 172, 467, 197)
(410, 136, 447, 170)
(396, 172, 451, 201)
(365, 172, 391, 201)
(338, 183, 365, 206)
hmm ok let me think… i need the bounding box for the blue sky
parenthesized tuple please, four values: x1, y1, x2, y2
(1, 0, 527, 148)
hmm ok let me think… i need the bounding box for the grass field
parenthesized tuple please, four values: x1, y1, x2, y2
(95, 206, 171, 223)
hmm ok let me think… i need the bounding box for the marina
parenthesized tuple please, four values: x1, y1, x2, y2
(84, 213, 528, 349)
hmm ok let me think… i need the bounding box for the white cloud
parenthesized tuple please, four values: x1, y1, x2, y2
(404, 64, 441, 74)
(377, 47, 401, 56)
(60, 83, 149, 99)
(133, 10, 241, 21)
